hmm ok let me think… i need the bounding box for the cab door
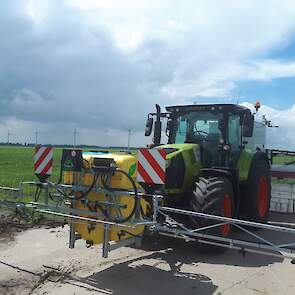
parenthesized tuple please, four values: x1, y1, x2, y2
(228, 114, 242, 167)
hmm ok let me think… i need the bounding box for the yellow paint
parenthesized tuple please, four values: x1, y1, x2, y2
(65, 152, 148, 245)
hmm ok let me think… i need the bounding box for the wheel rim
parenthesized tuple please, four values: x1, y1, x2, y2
(257, 176, 269, 218)
(221, 194, 232, 236)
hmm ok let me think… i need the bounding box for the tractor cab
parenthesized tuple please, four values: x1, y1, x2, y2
(145, 104, 255, 169)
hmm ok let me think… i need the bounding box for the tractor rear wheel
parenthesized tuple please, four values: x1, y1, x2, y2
(242, 160, 271, 222)
(189, 177, 234, 253)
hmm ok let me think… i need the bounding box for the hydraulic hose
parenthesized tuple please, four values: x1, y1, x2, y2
(79, 173, 98, 199)
(34, 185, 43, 202)
(101, 168, 140, 223)
(78, 173, 109, 218)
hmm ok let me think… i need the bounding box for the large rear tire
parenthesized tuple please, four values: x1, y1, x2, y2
(190, 177, 234, 253)
(242, 160, 271, 222)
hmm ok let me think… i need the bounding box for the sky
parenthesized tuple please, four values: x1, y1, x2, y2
(0, 0, 295, 149)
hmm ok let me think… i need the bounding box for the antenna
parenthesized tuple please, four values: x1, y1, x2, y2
(236, 91, 241, 105)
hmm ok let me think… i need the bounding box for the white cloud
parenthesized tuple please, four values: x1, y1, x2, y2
(244, 59, 295, 81)
(1, 0, 295, 147)
(67, 0, 295, 98)
(242, 102, 295, 150)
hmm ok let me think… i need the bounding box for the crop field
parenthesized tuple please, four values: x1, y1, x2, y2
(0, 146, 62, 188)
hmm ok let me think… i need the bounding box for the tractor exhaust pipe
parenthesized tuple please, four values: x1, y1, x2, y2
(153, 104, 162, 146)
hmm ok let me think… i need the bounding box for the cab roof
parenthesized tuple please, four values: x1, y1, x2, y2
(165, 104, 249, 113)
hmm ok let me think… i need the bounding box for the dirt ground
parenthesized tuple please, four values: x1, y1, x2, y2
(0, 213, 295, 295)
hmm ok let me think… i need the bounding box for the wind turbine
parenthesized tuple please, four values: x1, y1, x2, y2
(35, 130, 41, 145)
(73, 128, 79, 148)
(127, 128, 132, 150)
(7, 130, 13, 144)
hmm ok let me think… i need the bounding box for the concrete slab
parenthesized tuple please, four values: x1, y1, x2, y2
(0, 217, 295, 295)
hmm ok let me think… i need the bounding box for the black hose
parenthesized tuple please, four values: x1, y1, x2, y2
(100, 168, 140, 223)
(79, 173, 98, 199)
(78, 173, 110, 218)
(101, 171, 145, 218)
(101, 174, 145, 217)
(34, 186, 43, 202)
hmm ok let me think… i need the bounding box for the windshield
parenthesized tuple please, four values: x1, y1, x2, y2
(175, 111, 223, 144)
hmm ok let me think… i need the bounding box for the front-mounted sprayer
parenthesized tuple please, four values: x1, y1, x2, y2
(0, 146, 169, 258)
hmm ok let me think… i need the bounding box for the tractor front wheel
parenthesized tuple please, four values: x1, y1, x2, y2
(189, 177, 234, 253)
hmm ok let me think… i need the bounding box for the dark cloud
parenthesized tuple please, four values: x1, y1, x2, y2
(1, 0, 295, 147)
(0, 0, 174, 141)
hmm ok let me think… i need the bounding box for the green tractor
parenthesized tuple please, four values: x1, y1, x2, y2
(144, 103, 271, 238)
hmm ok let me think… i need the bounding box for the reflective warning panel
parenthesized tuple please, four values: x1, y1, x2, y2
(34, 146, 54, 176)
(137, 149, 166, 185)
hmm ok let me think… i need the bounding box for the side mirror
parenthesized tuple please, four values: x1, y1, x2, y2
(145, 117, 154, 136)
(243, 114, 254, 137)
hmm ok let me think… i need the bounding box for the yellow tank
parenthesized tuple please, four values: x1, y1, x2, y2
(64, 151, 147, 245)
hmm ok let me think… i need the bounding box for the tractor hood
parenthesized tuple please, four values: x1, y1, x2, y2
(159, 143, 202, 195)
(160, 143, 200, 159)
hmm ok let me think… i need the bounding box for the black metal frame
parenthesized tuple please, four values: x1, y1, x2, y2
(268, 149, 295, 165)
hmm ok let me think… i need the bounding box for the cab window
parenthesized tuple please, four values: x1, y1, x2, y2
(228, 115, 241, 149)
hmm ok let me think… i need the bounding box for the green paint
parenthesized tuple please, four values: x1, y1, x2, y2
(160, 143, 202, 195)
(237, 151, 253, 181)
(63, 159, 74, 171)
(128, 163, 136, 176)
(65, 159, 73, 167)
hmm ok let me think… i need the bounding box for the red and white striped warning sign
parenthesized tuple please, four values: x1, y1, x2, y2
(34, 146, 54, 175)
(137, 149, 166, 185)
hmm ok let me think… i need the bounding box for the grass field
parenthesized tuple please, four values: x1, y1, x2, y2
(272, 155, 295, 165)
(0, 146, 62, 188)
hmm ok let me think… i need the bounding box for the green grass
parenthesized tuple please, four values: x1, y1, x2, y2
(272, 154, 295, 184)
(0, 146, 62, 187)
(272, 155, 295, 165)
(0, 146, 63, 222)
